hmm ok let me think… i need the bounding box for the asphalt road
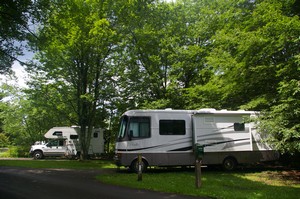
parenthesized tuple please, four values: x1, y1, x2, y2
(0, 167, 202, 199)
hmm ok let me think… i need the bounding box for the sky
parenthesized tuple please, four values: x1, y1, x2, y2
(0, 52, 33, 88)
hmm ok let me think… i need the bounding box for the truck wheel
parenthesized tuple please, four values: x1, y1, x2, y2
(223, 157, 237, 171)
(130, 159, 148, 173)
(33, 151, 44, 160)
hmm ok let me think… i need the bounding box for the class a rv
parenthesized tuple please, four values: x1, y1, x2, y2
(114, 109, 279, 172)
(30, 126, 104, 159)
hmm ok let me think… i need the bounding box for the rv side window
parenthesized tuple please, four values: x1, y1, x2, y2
(129, 117, 150, 138)
(53, 131, 63, 136)
(234, 123, 245, 131)
(159, 120, 186, 135)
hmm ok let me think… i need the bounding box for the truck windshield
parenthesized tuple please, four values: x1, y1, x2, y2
(117, 116, 128, 139)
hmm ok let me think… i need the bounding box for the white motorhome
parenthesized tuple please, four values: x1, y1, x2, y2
(114, 109, 279, 172)
(30, 126, 104, 159)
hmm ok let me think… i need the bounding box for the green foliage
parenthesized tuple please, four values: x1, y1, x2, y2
(0, 146, 27, 157)
(184, 82, 223, 110)
(1, 0, 300, 154)
(0, 133, 10, 147)
(259, 80, 300, 153)
(0, 83, 56, 148)
(203, 0, 300, 110)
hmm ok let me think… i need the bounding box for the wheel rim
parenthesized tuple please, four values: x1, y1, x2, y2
(131, 159, 146, 173)
(223, 158, 236, 171)
(34, 152, 41, 159)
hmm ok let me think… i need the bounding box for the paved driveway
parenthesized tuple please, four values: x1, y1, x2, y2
(0, 167, 204, 199)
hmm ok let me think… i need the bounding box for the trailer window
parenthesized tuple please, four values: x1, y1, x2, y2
(70, 135, 78, 139)
(129, 117, 150, 138)
(53, 131, 63, 136)
(234, 123, 245, 131)
(93, 132, 98, 138)
(159, 120, 186, 135)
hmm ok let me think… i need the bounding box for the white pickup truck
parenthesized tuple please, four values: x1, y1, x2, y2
(30, 139, 78, 159)
(30, 126, 104, 159)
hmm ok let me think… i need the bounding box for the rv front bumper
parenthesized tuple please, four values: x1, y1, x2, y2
(114, 153, 122, 166)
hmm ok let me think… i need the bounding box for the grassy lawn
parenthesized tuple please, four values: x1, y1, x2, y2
(97, 168, 300, 199)
(0, 159, 116, 169)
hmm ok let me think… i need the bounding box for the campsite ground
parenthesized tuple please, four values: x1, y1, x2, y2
(0, 166, 201, 199)
(0, 159, 299, 199)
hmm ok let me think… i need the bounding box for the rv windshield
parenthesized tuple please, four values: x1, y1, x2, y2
(117, 116, 128, 139)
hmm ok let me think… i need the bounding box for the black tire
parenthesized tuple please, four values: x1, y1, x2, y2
(130, 159, 148, 173)
(76, 152, 81, 159)
(33, 151, 44, 160)
(223, 157, 237, 171)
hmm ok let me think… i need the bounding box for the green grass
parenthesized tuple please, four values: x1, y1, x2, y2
(0, 159, 116, 169)
(97, 169, 300, 199)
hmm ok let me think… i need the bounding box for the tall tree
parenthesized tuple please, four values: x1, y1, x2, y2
(31, 0, 118, 159)
(200, 0, 300, 152)
(256, 0, 300, 153)
(113, 0, 212, 109)
(113, 0, 170, 109)
(0, 83, 47, 154)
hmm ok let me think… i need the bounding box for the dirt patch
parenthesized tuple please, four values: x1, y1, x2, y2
(266, 170, 300, 185)
(0, 158, 32, 160)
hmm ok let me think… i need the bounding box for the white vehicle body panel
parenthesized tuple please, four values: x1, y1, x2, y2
(115, 109, 279, 169)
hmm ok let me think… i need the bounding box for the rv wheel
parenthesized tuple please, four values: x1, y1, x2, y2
(130, 159, 148, 173)
(223, 157, 237, 171)
(33, 151, 44, 160)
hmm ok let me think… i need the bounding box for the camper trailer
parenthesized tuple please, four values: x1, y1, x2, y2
(30, 126, 104, 159)
(114, 109, 279, 172)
